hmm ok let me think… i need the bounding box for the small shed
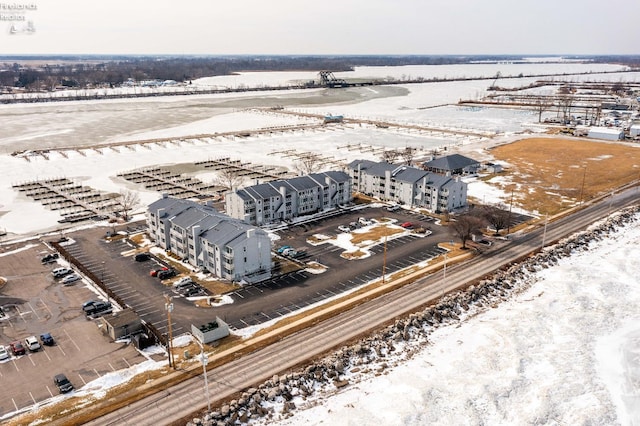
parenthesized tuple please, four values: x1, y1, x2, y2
(587, 127, 624, 141)
(630, 124, 640, 138)
(99, 308, 143, 340)
(191, 317, 230, 344)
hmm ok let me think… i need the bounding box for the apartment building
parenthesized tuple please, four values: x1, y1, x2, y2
(147, 196, 271, 283)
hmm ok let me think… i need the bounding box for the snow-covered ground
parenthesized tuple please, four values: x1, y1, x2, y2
(1, 63, 639, 424)
(242, 211, 640, 426)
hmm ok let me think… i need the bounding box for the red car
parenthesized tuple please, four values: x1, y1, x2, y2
(400, 221, 414, 229)
(150, 267, 168, 277)
(10, 341, 26, 356)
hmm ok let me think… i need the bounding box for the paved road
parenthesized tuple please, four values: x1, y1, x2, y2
(79, 187, 639, 426)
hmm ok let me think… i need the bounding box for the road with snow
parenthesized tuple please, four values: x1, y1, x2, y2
(79, 187, 639, 426)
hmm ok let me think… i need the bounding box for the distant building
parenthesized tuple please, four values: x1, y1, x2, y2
(147, 196, 271, 283)
(225, 171, 352, 226)
(423, 154, 480, 176)
(348, 160, 467, 213)
(587, 127, 624, 141)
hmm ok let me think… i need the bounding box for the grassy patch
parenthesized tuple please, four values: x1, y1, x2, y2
(491, 137, 640, 215)
(350, 224, 404, 246)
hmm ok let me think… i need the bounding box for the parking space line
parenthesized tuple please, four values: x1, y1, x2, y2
(108, 363, 116, 372)
(63, 329, 81, 352)
(27, 302, 40, 320)
(123, 357, 131, 368)
(57, 345, 66, 357)
(43, 350, 52, 361)
(11, 398, 18, 411)
(38, 297, 53, 316)
(78, 374, 87, 385)
(29, 391, 36, 405)
(46, 385, 54, 398)
(28, 355, 36, 366)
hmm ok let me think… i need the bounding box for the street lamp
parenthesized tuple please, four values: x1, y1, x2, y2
(441, 253, 447, 298)
(193, 335, 211, 413)
(164, 295, 174, 369)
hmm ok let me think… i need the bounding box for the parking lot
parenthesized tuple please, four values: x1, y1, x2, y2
(0, 204, 474, 417)
(0, 242, 145, 417)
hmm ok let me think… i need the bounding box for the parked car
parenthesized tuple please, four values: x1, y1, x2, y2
(400, 221, 414, 229)
(281, 248, 297, 257)
(150, 267, 169, 277)
(0, 345, 9, 360)
(52, 267, 73, 279)
(184, 287, 206, 297)
(62, 273, 81, 285)
(276, 245, 292, 254)
(337, 225, 350, 233)
(53, 374, 74, 393)
(40, 332, 55, 346)
(41, 253, 59, 264)
(25, 336, 41, 352)
(358, 217, 373, 226)
(84, 301, 112, 317)
(82, 300, 100, 312)
(134, 252, 151, 262)
(157, 269, 176, 280)
(177, 283, 200, 295)
(174, 276, 194, 287)
(9, 341, 26, 356)
(386, 204, 400, 212)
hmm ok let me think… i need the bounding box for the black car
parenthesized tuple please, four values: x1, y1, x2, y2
(134, 252, 151, 262)
(84, 301, 112, 316)
(53, 374, 74, 393)
(157, 269, 176, 280)
(41, 253, 59, 264)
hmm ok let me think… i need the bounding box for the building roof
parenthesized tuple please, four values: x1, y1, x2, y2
(424, 154, 479, 171)
(102, 308, 140, 329)
(394, 167, 429, 183)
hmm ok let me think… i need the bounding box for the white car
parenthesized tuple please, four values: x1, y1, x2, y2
(174, 276, 194, 287)
(62, 273, 81, 285)
(0, 345, 9, 360)
(25, 336, 41, 352)
(337, 225, 350, 233)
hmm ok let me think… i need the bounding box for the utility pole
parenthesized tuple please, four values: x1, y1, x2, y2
(382, 235, 387, 284)
(193, 335, 211, 413)
(542, 214, 548, 249)
(441, 253, 447, 298)
(579, 165, 587, 205)
(164, 294, 174, 369)
(506, 188, 514, 235)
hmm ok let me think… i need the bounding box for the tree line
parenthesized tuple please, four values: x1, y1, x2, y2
(0, 55, 585, 92)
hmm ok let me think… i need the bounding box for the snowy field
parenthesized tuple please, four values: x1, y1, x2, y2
(1, 62, 639, 424)
(248, 212, 640, 426)
(2, 62, 635, 238)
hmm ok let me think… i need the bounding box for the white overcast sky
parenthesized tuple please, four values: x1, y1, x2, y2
(1, 0, 639, 56)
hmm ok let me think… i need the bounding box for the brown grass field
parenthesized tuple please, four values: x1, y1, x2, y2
(489, 137, 640, 215)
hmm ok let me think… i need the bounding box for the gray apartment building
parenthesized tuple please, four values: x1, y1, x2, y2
(348, 160, 467, 213)
(147, 196, 271, 283)
(225, 171, 352, 226)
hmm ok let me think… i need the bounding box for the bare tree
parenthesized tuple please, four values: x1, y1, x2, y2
(293, 154, 323, 175)
(450, 214, 485, 248)
(535, 98, 553, 123)
(380, 149, 400, 163)
(400, 147, 418, 166)
(214, 168, 245, 191)
(116, 190, 141, 222)
(478, 203, 511, 235)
